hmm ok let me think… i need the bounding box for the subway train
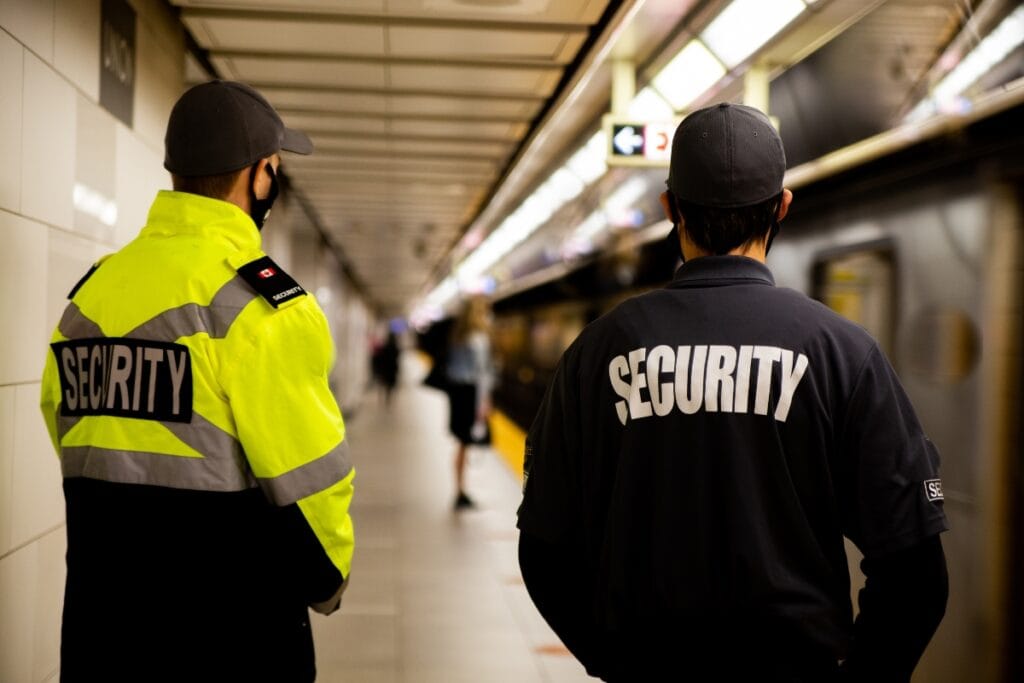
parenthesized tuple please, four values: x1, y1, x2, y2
(479, 95, 1022, 681)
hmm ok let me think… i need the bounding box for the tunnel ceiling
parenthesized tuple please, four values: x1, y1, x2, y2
(171, 0, 1012, 316)
(172, 0, 616, 315)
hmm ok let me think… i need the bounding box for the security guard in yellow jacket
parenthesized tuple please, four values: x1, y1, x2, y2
(40, 80, 354, 682)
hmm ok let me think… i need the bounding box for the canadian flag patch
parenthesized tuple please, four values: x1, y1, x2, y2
(237, 256, 306, 309)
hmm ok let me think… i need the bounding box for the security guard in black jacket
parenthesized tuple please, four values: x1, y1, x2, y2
(517, 103, 949, 682)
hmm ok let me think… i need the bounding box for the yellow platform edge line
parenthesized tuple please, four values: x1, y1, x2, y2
(489, 409, 525, 483)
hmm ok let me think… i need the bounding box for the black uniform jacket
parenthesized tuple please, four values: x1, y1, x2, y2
(517, 256, 948, 673)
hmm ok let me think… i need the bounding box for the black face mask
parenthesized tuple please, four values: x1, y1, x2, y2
(249, 163, 279, 230)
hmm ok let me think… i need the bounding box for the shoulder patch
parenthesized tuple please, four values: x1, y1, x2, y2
(237, 255, 307, 309)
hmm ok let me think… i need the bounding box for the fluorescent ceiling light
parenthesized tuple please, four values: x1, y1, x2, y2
(700, 0, 807, 69)
(603, 176, 649, 226)
(906, 4, 1024, 123)
(652, 40, 726, 110)
(566, 130, 607, 185)
(932, 5, 1024, 103)
(541, 168, 585, 205)
(628, 86, 675, 120)
(572, 210, 610, 242)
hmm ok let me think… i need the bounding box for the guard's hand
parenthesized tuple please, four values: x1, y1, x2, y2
(310, 577, 348, 615)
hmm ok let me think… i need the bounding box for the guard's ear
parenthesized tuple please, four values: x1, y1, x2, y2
(777, 188, 793, 222)
(660, 191, 681, 225)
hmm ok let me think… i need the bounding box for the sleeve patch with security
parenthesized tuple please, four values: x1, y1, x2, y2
(51, 338, 193, 422)
(237, 256, 307, 308)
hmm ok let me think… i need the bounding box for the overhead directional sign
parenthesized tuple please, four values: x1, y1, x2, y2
(604, 116, 677, 167)
(613, 124, 645, 156)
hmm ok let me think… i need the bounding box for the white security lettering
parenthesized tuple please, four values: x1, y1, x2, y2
(272, 286, 303, 301)
(89, 345, 103, 410)
(606, 343, 810, 424)
(609, 355, 631, 425)
(774, 349, 809, 422)
(76, 346, 90, 410)
(166, 349, 187, 416)
(61, 347, 79, 410)
(143, 348, 164, 412)
(751, 346, 781, 416)
(734, 345, 753, 413)
(54, 340, 192, 422)
(646, 345, 675, 417)
(132, 345, 144, 411)
(675, 345, 706, 414)
(705, 345, 737, 413)
(627, 348, 653, 419)
(105, 344, 133, 410)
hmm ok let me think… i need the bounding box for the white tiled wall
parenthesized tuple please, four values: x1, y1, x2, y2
(0, 1, 185, 680)
(22, 51, 77, 228)
(53, 0, 100, 101)
(0, 30, 24, 213)
(1, 2, 374, 678)
(0, 211, 49, 385)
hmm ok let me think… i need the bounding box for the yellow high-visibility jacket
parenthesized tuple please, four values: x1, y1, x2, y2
(40, 190, 354, 681)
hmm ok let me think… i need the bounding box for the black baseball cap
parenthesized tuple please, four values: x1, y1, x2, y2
(164, 80, 313, 176)
(666, 102, 785, 208)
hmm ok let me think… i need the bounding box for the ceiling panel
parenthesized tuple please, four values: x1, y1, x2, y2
(387, 0, 604, 23)
(288, 166, 494, 183)
(385, 94, 542, 119)
(310, 136, 511, 158)
(388, 63, 562, 95)
(388, 26, 585, 63)
(213, 56, 388, 88)
(278, 114, 390, 135)
(286, 156, 499, 175)
(259, 88, 389, 113)
(184, 16, 387, 55)
(176, 1, 385, 11)
(388, 119, 528, 140)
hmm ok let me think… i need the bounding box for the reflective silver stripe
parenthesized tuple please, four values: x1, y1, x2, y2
(127, 275, 255, 341)
(257, 440, 352, 506)
(57, 415, 82, 441)
(161, 412, 246, 469)
(60, 445, 257, 492)
(58, 302, 104, 339)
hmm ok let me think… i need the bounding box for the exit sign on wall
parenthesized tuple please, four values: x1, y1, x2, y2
(603, 116, 677, 168)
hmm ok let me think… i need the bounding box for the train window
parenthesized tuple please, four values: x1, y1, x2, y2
(812, 243, 896, 358)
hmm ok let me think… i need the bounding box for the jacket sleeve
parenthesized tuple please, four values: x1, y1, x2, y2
(517, 345, 605, 672)
(226, 296, 355, 612)
(40, 332, 65, 454)
(844, 535, 949, 681)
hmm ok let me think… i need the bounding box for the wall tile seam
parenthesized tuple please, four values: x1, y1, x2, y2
(0, 380, 45, 388)
(0, 522, 66, 563)
(0, 206, 130, 249)
(4, 26, 100, 109)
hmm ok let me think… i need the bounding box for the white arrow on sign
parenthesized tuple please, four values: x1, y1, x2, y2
(613, 126, 644, 155)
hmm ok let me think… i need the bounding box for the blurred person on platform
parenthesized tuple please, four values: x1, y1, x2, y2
(40, 80, 355, 682)
(373, 330, 401, 407)
(517, 103, 948, 681)
(446, 295, 497, 510)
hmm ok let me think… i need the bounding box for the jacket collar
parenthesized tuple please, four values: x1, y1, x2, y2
(141, 190, 261, 252)
(667, 255, 775, 289)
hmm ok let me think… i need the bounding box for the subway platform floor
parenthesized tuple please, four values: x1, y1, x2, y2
(312, 354, 591, 683)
